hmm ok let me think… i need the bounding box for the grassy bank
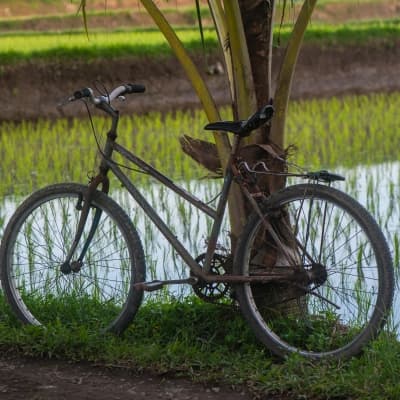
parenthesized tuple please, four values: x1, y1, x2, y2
(0, 27, 217, 64)
(0, 296, 399, 399)
(0, 19, 398, 64)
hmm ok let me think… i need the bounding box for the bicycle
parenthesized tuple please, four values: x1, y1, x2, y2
(0, 83, 394, 360)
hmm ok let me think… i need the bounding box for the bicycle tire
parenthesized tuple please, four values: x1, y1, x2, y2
(0, 183, 146, 333)
(233, 183, 394, 360)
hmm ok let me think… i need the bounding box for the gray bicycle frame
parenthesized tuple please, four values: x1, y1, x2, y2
(99, 104, 236, 281)
(76, 100, 307, 286)
(107, 145, 235, 281)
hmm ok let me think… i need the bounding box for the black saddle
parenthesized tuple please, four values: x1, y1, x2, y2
(204, 104, 274, 137)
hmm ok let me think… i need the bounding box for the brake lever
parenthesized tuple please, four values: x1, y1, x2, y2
(56, 96, 76, 110)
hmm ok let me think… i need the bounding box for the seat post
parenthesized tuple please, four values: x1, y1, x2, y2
(231, 134, 242, 157)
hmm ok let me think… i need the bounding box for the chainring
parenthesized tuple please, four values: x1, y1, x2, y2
(192, 253, 231, 303)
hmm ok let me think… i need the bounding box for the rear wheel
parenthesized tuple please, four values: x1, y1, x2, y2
(234, 183, 394, 359)
(0, 183, 146, 333)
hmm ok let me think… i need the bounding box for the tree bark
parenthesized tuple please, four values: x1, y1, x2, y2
(237, 0, 287, 206)
(238, 0, 275, 143)
(238, 0, 274, 108)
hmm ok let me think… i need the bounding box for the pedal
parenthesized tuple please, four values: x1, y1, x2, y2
(134, 277, 198, 292)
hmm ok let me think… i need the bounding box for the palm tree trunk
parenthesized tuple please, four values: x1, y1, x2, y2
(238, 0, 275, 108)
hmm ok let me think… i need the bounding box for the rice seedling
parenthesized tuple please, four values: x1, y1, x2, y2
(286, 92, 400, 170)
(1, 91, 396, 198)
(1, 93, 398, 210)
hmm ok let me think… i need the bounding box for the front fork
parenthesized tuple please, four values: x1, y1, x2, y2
(61, 102, 118, 274)
(60, 173, 109, 274)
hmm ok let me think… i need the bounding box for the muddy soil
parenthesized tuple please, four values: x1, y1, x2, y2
(1, 0, 399, 23)
(1, 41, 399, 121)
(0, 355, 267, 400)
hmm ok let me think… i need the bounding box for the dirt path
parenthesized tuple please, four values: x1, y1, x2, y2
(1, 41, 400, 121)
(0, 355, 265, 400)
(1, 0, 399, 24)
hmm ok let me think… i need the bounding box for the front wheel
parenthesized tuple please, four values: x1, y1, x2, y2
(0, 183, 146, 333)
(234, 183, 394, 360)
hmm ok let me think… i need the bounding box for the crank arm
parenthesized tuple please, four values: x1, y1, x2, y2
(133, 277, 199, 292)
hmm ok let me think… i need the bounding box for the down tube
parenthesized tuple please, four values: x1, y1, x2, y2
(109, 162, 210, 279)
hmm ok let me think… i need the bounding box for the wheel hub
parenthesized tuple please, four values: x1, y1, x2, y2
(60, 260, 83, 274)
(309, 263, 328, 286)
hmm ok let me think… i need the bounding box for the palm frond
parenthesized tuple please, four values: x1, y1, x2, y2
(195, 0, 207, 68)
(179, 135, 222, 175)
(77, 0, 89, 39)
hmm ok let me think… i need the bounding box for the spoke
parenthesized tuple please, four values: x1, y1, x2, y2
(327, 239, 372, 267)
(317, 282, 376, 320)
(48, 199, 75, 253)
(326, 266, 379, 281)
(300, 285, 340, 309)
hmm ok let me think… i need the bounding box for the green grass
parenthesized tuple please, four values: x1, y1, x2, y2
(301, 19, 400, 45)
(0, 295, 399, 399)
(0, 19, 398, 64)
(317, 0, 389, 4)
(0, 27, 218, 63)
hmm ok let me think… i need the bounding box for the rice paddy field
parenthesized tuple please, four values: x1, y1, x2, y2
(1, 92, 400, 299)
(0, 85, 400, 398)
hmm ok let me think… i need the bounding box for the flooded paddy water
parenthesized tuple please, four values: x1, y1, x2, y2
(0, 92, 399, 328)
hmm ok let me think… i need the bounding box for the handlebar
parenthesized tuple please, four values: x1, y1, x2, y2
(64, 83, 146, 106)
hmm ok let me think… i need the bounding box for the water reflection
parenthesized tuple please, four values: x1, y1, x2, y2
(0, 162, 399, 324)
